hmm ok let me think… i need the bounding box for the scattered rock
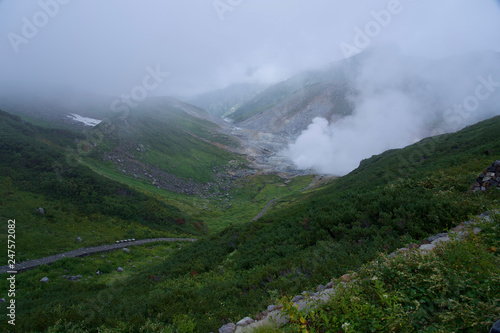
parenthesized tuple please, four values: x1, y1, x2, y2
(420, 244, 436, 252)
(219, 323, 236, 333)
(427, 233, 448, 242)
(267, 305, 278, 312)
(40, 277, 49, 283)
(491, 319, 500, 333)
(76, 237, 82, 242)
(117, 267, 124, 272)
(236, 317, 254, 326)
(123, 248, 130, 253)
(316, 284, 326, 292)
(34, 207, 45, 215)
(471, 160, 500, 191)
(431, 236, 450, 244)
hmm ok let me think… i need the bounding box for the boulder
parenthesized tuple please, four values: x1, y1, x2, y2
(35, 207, 45, 215)
(491, 319, 500, 333)
(419, 244, 436, 252)
(236, 317, 254, 326)
(219, 323, 236, 333)
(267, 305, 278, 312)
(316, 284, 326, 292)
(40, 277, 49, 283)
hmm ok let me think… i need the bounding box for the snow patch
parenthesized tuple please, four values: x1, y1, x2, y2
(67, 113, 102, 126)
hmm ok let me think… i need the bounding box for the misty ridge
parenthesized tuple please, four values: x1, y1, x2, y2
(0, 1, 499, 177)
(286, 48, 500, 175)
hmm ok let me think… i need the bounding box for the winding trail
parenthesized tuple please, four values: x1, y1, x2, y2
(0, 238, 197, 274)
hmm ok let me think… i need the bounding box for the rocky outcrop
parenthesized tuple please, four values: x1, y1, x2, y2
(470, 160, 500, 191)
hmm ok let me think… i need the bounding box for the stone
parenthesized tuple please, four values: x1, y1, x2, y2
(432, 236, 450, 244)
(76, 237, 82, 242)
(117, 267, 124, 272)
(219, 323, 236, 333)
(326, 281, 334, 289)
(96, 271, 100, 275)
(427, 233, 448, 242)
(35, 207, 45, 215)
(420, 244, 436, 252)
(291, 295, 304, 303)
(267, 305, 278, 312)
(40, 277, 49, 283)
(491, 319, 500, 333)
(236, 317, 254, 326)
(316, 284, 326, 292)
(408, 243, 420, 250)
(101, 255, 105, 258)
(116, 241, 120, 244)
(123, 248, 130, 253)
(0, 298, 5, 303)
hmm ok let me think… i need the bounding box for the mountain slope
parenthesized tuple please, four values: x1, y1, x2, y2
(5, 113, 499, 332)
(0, 110, 199, 258)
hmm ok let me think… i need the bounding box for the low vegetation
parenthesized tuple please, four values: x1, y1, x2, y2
(0, 110, 499, 332)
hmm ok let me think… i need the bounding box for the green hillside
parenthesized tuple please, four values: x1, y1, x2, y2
(0, 110, 198, 259)
(1, 112, 499, 332)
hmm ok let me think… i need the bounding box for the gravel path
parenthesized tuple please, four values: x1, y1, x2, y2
(0, 237, 197, 274)
(251, 199, 277, 221)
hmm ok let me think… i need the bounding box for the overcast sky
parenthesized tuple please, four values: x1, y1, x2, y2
(1, 0, 500, 98)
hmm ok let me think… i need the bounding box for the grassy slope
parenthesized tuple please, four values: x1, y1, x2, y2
(93, 101, 243, 182)
(0, 110, 198, 259)
(1, 115, 499, 332)
(264, 214, 500, 332)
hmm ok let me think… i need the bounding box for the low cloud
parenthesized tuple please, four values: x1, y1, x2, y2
(287, 49, 500, 175)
